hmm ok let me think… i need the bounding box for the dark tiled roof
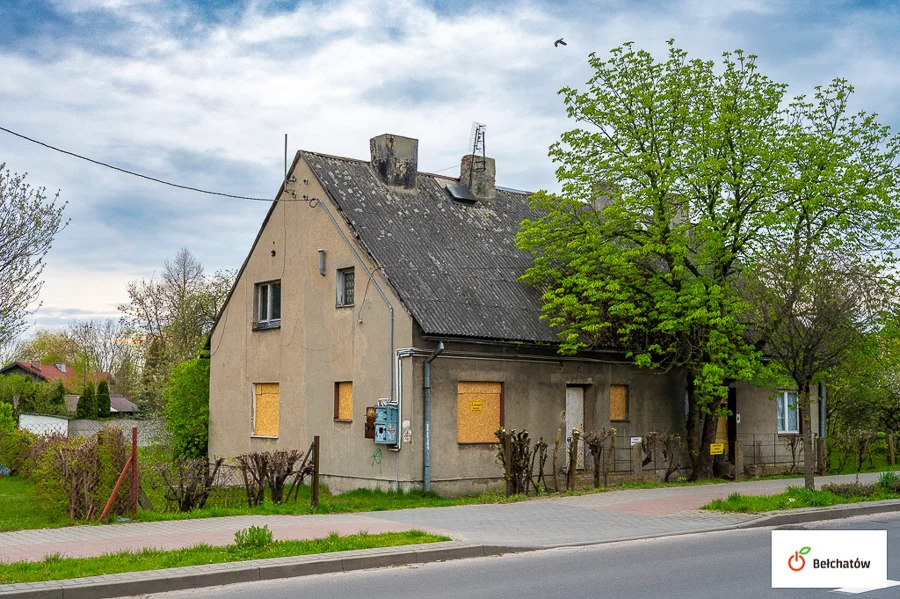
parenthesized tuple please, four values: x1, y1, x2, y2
(303, 152, 557, 343)
(110, 394, 136, 413)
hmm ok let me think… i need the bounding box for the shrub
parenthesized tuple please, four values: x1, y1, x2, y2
(234, 525, 273, 549)
(164, 358, 209, 460)
(0, 427, 36, 475)
(877, 470, 900, 489)
(157, 457, 225, 512)
(821, 481, 878, 498)
(75, 382, 95, 419)
(96, 380, 111, 418)
(0, 402, 16, 432)
(32, 428, 130, 520)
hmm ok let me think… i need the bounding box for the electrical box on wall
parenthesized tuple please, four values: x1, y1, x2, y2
(374, 405, 398, 445)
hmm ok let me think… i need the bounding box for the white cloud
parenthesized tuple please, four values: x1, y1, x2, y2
(3, 0, 900, 338)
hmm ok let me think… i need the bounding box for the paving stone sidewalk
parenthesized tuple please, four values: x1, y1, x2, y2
(0, 471, 886, 563)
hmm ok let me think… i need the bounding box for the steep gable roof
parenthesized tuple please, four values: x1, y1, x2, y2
(303, 152, 556, 343)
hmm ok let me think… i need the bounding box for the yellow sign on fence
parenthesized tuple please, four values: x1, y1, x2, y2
(710, 443, 725, 455)
(470, 400, 483, 412)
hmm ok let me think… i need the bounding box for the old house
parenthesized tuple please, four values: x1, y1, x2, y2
(207, 134, 822, 495)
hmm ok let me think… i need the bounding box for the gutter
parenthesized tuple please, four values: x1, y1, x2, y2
(423, 342, 444, 493)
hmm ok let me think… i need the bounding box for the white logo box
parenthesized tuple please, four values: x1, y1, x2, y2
(771, 530, 887, 589)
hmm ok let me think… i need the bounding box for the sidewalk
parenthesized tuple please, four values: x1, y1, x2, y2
(0, 472, 889, 563)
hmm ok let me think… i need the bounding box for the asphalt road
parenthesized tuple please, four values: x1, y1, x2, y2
(147, 513, 900, 599)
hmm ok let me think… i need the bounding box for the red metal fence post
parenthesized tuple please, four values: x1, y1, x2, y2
(311, 435, 320, 508)
(130, 427, 138, 515)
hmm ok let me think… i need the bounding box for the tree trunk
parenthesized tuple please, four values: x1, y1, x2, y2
(800, 385, 815, 490)
(685, 374, 702, 479)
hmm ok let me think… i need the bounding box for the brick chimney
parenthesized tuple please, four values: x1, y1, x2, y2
(31, 358, 42, 372)
(370, 134, 418, 189)
(460, 154, 496, 201)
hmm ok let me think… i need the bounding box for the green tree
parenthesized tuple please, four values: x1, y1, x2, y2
(0, 373, 35, 412)
(0, 164, 69, 348)
(96, 379, 111, 418)
(75, 381, 95, 419)
(164, 357, 210, 459)
(517, 42, 900, 479)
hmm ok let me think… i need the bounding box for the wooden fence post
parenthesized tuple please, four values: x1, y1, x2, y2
(631, 442, 643, 482)
(816, 436, 827, 476)
(311, 435, 320, 508)
(735, 440, 744, 482)
(130, 427, 138, 516)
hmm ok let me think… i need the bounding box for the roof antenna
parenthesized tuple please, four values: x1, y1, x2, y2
(468, 122, 486, 188)
(284, 133, 288, 179)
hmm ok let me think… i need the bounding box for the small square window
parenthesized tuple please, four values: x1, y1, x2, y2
(255, 281, 281, 326)
(337, 268, 355, 307)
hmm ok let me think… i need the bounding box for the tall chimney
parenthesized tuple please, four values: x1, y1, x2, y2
(370, 134, 418, 189)
(460, 154, 496, 201)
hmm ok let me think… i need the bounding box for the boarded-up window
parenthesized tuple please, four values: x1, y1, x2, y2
(610, 384, 628, 421)
(457, 382, 503, 444)
(253, 383, 279, 437)
(334, 382, 353, 421)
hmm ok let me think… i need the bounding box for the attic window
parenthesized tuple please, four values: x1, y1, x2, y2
(255, 281, 281, 329)
(445, 183, 476, 204)
(337, 268, 355, 307)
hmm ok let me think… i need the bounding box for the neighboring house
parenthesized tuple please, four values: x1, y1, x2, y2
(207, 134, 822, 496)
(1, 360, 134, 416)
(0, 360, 108, 391)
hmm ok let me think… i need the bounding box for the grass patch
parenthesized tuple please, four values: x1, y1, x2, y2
(0, 529, 449, 585)
(702, 484, 900, 513)
(0, 477, 70, 532)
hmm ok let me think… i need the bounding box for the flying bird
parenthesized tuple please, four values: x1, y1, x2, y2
(554, 38, 567, 47)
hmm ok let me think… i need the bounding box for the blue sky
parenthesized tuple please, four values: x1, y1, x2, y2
(2, 0, 900, 331)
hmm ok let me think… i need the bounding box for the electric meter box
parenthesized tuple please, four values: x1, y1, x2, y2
(374, 405, 398, 445)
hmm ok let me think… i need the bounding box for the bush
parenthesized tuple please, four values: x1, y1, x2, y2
(157, 457, 224, 512)
(234, 525, 273, 549)
(821, 481, 878, 498)
(877, 470, 900, 489)
(75, 382, 95, 419)
(0, 402, 16, 432)
(96, 380, 111, 418)
(0, 427, 36, 475)
(32, 428, 130, 520)
(164, 358, 209, 460)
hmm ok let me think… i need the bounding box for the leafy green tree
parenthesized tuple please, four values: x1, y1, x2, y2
(96, 379, 111, 418)
(0, 164, 68, 348)
(0, 373, 35, 411)
(75, 381, 95, 419)
(0, 402, 15, 432)
(164, 357, 210, 459)
(517, 42, 900, 479)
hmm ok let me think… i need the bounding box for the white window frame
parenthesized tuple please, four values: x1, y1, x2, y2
(336, 268, 355, 307)
(776, 390, 799, 434)
(255, 280, 281, 325)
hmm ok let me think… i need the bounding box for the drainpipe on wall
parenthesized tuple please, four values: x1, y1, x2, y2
(423, 342, 444, 493)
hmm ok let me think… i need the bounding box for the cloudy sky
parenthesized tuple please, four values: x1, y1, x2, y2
(2, 0, 899, 333)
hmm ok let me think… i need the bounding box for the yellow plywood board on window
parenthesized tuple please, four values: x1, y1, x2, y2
(457, 382, 501, 443)
(337, 382, 353, 421)
(254, 384, 279, 437)
(610, 385, 628, 421)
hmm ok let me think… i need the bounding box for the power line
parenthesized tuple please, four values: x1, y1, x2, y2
(0, 125, 280, 202)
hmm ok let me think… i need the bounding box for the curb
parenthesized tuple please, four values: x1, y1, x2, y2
(0, 542, 531, 599)
(734, 498, 900, 529)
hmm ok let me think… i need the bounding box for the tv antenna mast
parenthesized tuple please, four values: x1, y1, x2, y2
(468, 122, 487, 186)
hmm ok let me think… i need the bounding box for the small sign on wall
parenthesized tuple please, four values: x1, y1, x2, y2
(630, 436, 642, 447)
(710, 443, 725, 455)
(470, 400, 483, 412)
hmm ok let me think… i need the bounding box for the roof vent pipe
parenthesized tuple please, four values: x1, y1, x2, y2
(317, 249, 326, 276)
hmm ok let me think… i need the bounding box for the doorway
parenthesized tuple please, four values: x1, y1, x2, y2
(566, 386, 585, 469)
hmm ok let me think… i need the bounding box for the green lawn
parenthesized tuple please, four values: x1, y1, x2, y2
(0, 530, 448, 585)
(703, 485, 900, 513)
(0, 477, 71, 532)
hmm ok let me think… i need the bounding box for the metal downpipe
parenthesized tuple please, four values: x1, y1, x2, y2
(423, 342, 444, 493)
